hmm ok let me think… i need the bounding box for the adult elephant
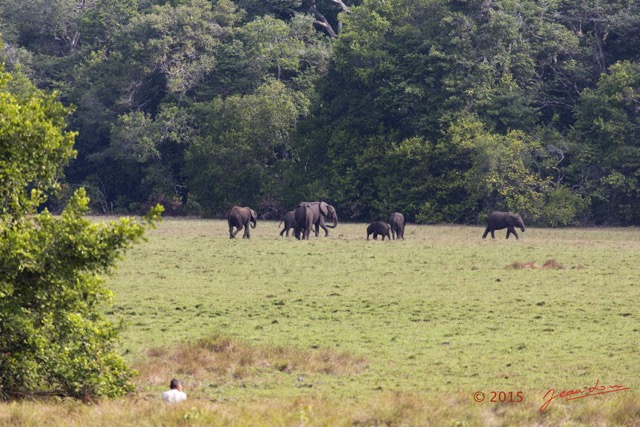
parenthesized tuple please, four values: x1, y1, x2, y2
(294, 203, 314, 240)
(278, 210, 296, 237)
(389, 212, 405, 240)
(228, 206, 257, 239)
(299, 201, 338, 237)
(482, 211, 525, 240)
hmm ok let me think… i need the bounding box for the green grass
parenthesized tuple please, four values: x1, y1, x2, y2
(2, 219, 639, 426)
(114, 221, 638, 398)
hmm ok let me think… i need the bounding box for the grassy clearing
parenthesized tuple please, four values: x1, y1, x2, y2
(1, 219, 639, 425)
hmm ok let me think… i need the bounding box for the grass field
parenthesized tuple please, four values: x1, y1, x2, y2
(1, 219, 639, 426)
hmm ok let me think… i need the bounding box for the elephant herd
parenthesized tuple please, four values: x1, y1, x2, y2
(227, 201, 338, 240)
(228, 204, 525, 240)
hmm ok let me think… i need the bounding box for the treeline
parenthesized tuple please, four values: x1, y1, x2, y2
(1, 0, 639, 225)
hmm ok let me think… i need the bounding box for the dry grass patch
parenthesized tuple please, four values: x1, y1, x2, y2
(507, 259, 566, 270)
(3, 391, 638, 427)
(134, 334, 369, 389)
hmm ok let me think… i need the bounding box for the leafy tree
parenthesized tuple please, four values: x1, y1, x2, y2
(66, 0, 243, 212)
(108, 106, 196, 213)
(571, 60, 640, 224)
(186, 80, 306, 216)
(447, 117, 550, 219)
(0, 65, 162, 400)
(234, 0, 355, 37)
(241, 14, 331, 86)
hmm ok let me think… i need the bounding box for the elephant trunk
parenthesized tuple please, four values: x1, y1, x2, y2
(251, 219, 257, 229)
(326, 213, 338, 229)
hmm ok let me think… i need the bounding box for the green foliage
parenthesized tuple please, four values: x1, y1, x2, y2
(0, 72, 77, 219)
(107, 107, 195, 214)
(572, 61, 640, 224)
(538, 186, 589, 227)
(0, 67, 163, 400)
(3, 0, 640, 224)
(447, 118, 550, 218)
(186, 80, 306, 215)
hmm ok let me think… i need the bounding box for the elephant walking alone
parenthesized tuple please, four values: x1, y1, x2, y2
(389, 212, 405, 240)
(228, 206, 257, 239)
(482, 211, 525, 240)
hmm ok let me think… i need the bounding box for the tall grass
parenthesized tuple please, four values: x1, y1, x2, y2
(1, 219, 638, 426)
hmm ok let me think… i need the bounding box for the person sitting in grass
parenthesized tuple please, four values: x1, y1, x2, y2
(162, 378, 187, 403)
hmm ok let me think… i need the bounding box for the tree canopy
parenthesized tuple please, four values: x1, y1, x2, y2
(1, 0, 640, 225)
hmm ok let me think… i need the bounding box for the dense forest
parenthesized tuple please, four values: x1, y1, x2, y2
(1, 0, 639, 225)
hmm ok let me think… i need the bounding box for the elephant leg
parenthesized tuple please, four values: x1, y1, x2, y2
(307, 220, 314, 239)
(280, 227, 285, 237)
(482, 226, 490, 239)
(506, 226, 518, 240)
(230, 224, 243, 238)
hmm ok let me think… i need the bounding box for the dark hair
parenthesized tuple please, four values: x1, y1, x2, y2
(170, 379, 181, 389)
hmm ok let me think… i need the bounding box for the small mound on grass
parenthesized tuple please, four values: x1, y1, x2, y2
(542, 259, 564, 269)
(507, 259, 565, 270)
(134, 334, 369, 388)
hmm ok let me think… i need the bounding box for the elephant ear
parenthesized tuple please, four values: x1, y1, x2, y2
(319, 202, 329, 216)
(250, 209, 257, 221)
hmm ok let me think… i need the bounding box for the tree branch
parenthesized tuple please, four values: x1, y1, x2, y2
(310, 5, 338, 38)
(307, 0, 351, 38)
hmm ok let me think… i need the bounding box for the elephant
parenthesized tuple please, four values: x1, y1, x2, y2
(298, 201, 338, 237)
(294, 203, 314, 240)
(228, 206, 257, 239)
(367, 221, 391, 241)
(278, 210, 296, 237)
(389, 212, 405, 240)
(482, 211, 525, 240)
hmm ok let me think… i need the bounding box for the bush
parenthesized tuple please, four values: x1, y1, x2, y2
(0, 65, 162, 401)
(538, 186, 588, 227)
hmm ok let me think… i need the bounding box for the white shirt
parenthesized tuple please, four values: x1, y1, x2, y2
(162, 388, 187, 403)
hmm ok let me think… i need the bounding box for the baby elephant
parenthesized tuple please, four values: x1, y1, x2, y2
(278, 210, 296, 237)
(367, 221, 391, 241)
(482, 211, 525, 240)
